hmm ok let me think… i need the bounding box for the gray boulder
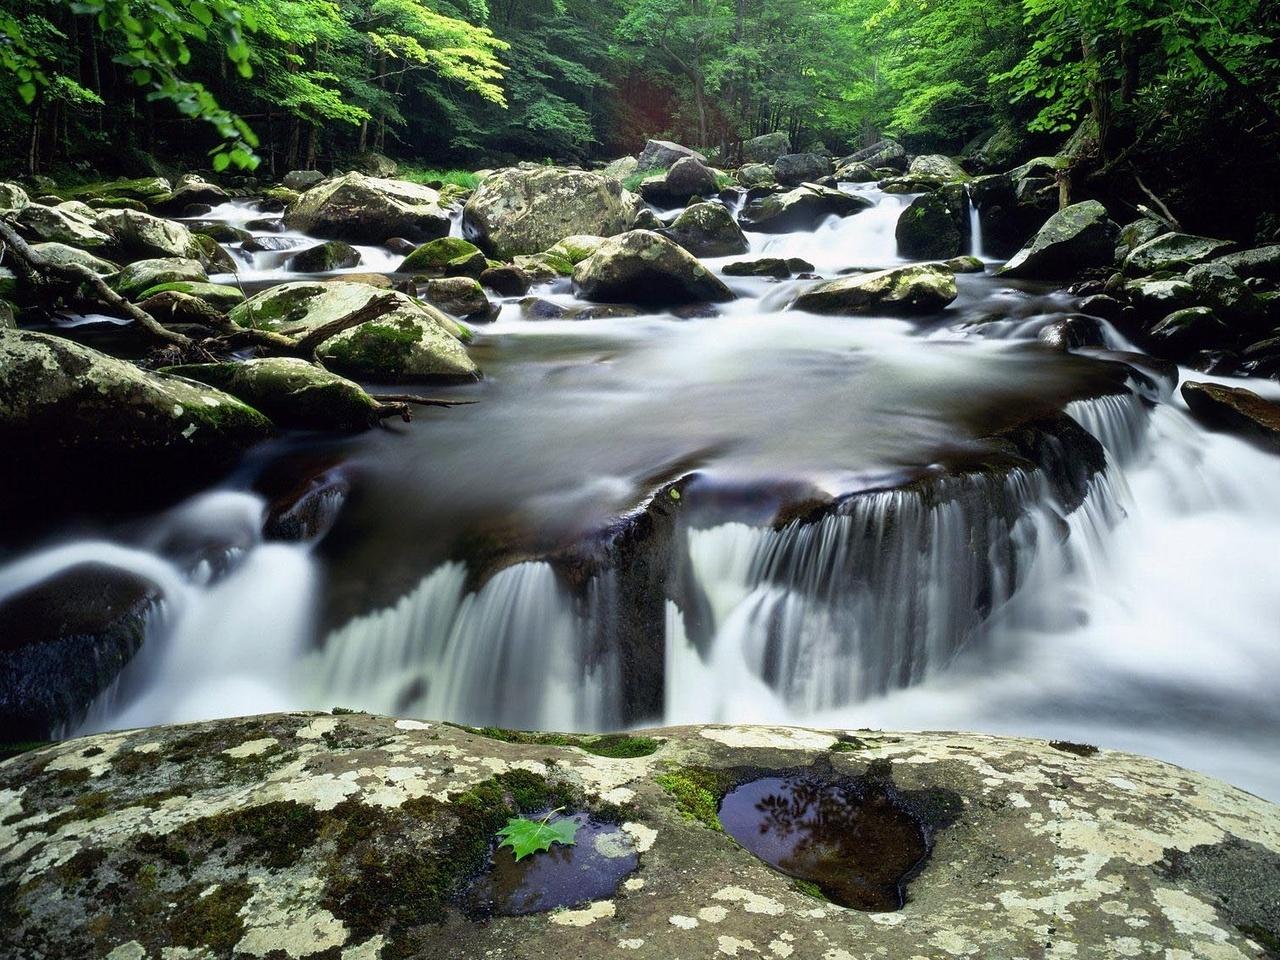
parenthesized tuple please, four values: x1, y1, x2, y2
(659, 202, 749, 258)
(0, 181, 30, 217)
(16, 203, 113, 248)
(1213, 245, 1280, 281)
(637, 139, 706, 170)
(742, 132, 792, 164)
(996, 200, 1118, 280)
(463, 167, 635, 259)
(95, 208, 201, 260)
(908, 155, 969, 181)
(773, 153, 834, 187)
(739, 184, 873, 233)
(573, 230, 734, 306)
(896, 191, 967, 260)
(285, 172, 450, 244)
(792, 264, 957, 315)
(287, 240, 362, 273)
(639, 157, 719, 206)
(113, 257, 208, 299)
(1123, 232, 1235, 276)
(840, 138, 907, 171)
(422, 276, 495, 321)
(282, 170, 325, 191)
(1182, 380, 1280, 451)
(737, 163, 776, 188)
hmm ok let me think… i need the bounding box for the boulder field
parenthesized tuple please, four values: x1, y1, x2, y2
(2, 717, 1277, 959)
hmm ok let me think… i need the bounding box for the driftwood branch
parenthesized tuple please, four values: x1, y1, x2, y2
(1133, 176, 1181, 231)
(0, 217, 193, 348)
(368, 393, 476, 408)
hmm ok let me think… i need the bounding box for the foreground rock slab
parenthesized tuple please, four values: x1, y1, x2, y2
(2, 717, 1277, 959)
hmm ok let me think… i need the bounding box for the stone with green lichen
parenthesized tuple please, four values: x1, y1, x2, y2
(895, 191, 965, 260)
(546, 234, 607, 265)
(1123, 232, 1235, 277)
(792, 264, 957, 315)
(284, 172, 449, 244)
(996, 200, 1118, 280)
(113, 257, 208, 299)
(659, 202, 749, 258)
(287, 240, 361, 273)
(229, 281, 478, 382)
(421, 276, 494, 320)
(398, 237, 486, 277)
(737, 163, 776, 187)
(0, 328, 272, 459)
(572, 230, 735, 306)
(94, 208, 202, 260)
(66, 176, 172, 205)
(191, 232, 238, 274)
(16, 202, 113, 248)
(0, 180, 29, 217)
(513, 251, 574, 280)
(139, 281, 245, 312)
(30, 242, 119, 277)
(162, 357, 381, 431)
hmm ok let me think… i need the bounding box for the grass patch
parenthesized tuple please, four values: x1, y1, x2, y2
(399, 166, 481, 190)
(450, 724, 660, 759)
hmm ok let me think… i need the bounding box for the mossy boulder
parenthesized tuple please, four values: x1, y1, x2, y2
(139, 281, 245, 312)
(639, 156, 719, 206)
(137, 290, 227, 328)
(834, 161, 877, 182)
(739, 184, 873, 233)
(69, 175, 172, 206)
(113, 257, 208, 299)
(162, 357, 381, 431)
(15, 203, 113, 248)
(996, 200, 1118, 280)
(0, 329, 271, 466)
(1148, 307, 1230, 352)
(479, 265, 532, 296)
(742, 131, 792, 164)
(94, 208, 201, 260)
(422, 276, 495, 321)
(463, 167, 635, 259)
(907, 154, 969, 181)
(1214, 245, 1280, 281)
(229, 281, 478, 383)
(398, 237, 486, 277)
(191, 232, 239, 274)
(659, 202, 749, 258)
(513, 252, 574, 280)
(737, 163, 776, 188)
(1123, 232, 1235, 277)
(773, 153, 833, 187)
(572, 230, 735, 306)
(284, 172, 450, 244)
(287, 240, 362, 273)
(30, 242, 119, 278)
(1124, 278, 1198, 319)
(895, 190, 967, 260)
(546, 235, 608, 265)
(0, 180, 30, 217)
(792, 264, 958, 315)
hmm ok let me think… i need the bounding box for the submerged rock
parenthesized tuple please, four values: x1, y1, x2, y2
(1181, 380, 1280, 451)
(739, 183, 873, 233)
(659, 202, 749, 258)
(792, 264, 957, 315)
(463, 167, 635, 259)
(4, 715, 1278, 959)
(163, 357, 381, 431)
(572, 230, 735, 306)
(284, 172, 450, 244)
(0, 563, 161, 738)
(996, 200, 1118, 280)
(230, 281, 478, 383)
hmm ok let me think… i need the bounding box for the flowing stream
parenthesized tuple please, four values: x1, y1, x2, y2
(5, 184, 1280, 800)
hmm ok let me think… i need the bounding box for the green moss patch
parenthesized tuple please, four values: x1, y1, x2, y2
(656, 767, 727, 831)
(451, 724, 660, 758)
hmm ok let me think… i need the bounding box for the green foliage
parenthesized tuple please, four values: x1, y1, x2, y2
(399, 166, 481, 188)
(496, 809, 580, 860)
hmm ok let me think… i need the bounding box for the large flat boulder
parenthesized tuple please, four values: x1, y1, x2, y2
(792, 264, 958, 315)
(637, 139, 706, 170)
(3, 716, 1278, 959)
(284, 172, 451, 244)
(463, 167, 635, 259)
(230, 281, 479, 383)
(1181, 380, 1280, 451)
(572, 230, 734, 306)
(1124, 232, 1236, 276)
(995, 200, 1118, 280)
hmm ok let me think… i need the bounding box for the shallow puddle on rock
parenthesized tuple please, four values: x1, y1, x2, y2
(466, 812, 639, 916)
(718, 775, 930, 910)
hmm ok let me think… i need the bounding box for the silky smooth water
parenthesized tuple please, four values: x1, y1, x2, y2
(5, 186, 1280, 800)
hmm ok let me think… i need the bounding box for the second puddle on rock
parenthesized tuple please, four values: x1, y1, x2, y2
(467, 812, 639, 916)
(718, 775, 930, 910)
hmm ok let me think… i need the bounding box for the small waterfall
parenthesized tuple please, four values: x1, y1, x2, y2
(311, 561, 615, 730)
(967, 188, 986, 259)
(1066, 393, 1151, 468)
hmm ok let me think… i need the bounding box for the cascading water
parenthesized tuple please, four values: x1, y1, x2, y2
(10, 184, 1280, 801)
(966, 189, 986, 260)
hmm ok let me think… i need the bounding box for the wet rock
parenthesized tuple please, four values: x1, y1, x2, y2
(1116, 216, 1166, 261)
(513, 252, 574, 281)
(938, 255, 984, 273)
(282, 169, 325, 191)
(742, 131, 792, 164)
(1038, 315, 1106, 350)
(1077, 293, 1127, 323)
(1125, 278, 1197, 319)
(895, 190, 967, 260)
(230, 281, 478, 383)
(0, 563, 161, 738)
(262, 466, 350, 542)
(773, 153, 833, 187)
(1186, 262, 1266, 328)
(241, 235, 300, 253)
(1213, 244, 1280, 281)
(792, 264, 957, 316)
(5, 716, 1276, 960)
(1123, 232, 1235, 276)
(16, 202, 113, 248)
(738, 183, 873, 233)
(112, 257, 208, 299)
(398, 237, 487, 278)
(996, 200, 1118, 280)
(287, 240, 362, 273)
(463, 167, 635, 259)
(639, 157, 719, 206)
(0, 328, 271, 487)
(422, 276, 496, 321)
(1148, 307, 1231, 352)
(1181, 380, 1280, 451)
(637, 139, 706, 170)
(158, 173, 228, 212)
(285, 172, 450, 244)
(94, 208, 201, 260)
(659, 202, 749, 258)
(572, 230, 735, 306)
(480, 265, 532, 297)
(163, 357, 381, 431)
(723, 258, 793, 279)
(840, 138, 907, 171)
(187, 221, 251, 244)
(907, 154, 968, 181)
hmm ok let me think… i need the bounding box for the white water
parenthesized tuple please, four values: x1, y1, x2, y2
(9, 183, 1280, 801)
(967, 192, 986, 260)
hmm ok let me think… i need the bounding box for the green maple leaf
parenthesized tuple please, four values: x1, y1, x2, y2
(496, 811, 579, 861)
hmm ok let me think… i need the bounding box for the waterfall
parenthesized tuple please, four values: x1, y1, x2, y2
(967, 188, 986, 259)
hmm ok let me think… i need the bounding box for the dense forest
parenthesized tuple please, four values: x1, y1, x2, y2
(2, 0, 1278, 239)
